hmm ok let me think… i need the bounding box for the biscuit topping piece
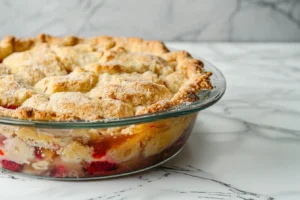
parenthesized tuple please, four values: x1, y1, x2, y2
(0, 34, 212, 121)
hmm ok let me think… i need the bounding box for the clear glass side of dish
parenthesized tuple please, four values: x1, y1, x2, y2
(0, 113, 197, 179)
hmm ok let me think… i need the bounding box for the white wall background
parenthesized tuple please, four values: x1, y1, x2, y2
(0, 0, 299, 41)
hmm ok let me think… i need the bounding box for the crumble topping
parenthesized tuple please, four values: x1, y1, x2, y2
(0, 34, 212, 121)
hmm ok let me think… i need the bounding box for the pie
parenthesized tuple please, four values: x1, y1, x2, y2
(0, 34, 212, 178)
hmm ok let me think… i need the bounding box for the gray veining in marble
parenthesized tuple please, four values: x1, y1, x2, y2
(0, 42, 300, 200)
(0, 0, 299, 41)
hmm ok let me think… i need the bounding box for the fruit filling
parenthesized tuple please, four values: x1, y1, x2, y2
(1, 160, 23, 172)
(50, 165, 66, 177)
(0, 114, 196, 178)
(85, 161, 118, 175)
(91, 141, 109, 159)
(34, 147, 43, 160)
(1, 105, 19, 110)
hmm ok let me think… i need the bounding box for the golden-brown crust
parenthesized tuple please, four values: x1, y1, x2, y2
(0, 34, 212, 121)
(0, 36, 14, 61)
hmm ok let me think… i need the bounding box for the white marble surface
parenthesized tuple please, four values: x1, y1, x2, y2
(0, 0, 300, 42)
(1, 42, 300, 200)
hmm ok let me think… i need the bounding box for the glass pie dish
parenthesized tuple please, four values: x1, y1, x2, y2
(0, 52, 225, 180)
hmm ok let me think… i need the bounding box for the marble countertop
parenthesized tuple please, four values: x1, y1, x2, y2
(0, 42, 299, 200)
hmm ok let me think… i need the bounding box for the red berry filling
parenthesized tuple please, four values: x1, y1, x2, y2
(34, 147, 43, 160)
(0, 135, 6, 145)
(86, 161, 117, 175)
(50, 165, 66, 177)
(91, 142, 109, 159)
(0, 149, 4, 156)
(1, 105, 19, 110)
(1, 160, 23, 172)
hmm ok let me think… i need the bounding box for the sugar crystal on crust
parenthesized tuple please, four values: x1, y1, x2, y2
(3, 44, 67, 84)
(0, 75, 34, 106)
(47, 92, 135, 120)
(0, 34, 212, 121)
(34, 68, 98, 94)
